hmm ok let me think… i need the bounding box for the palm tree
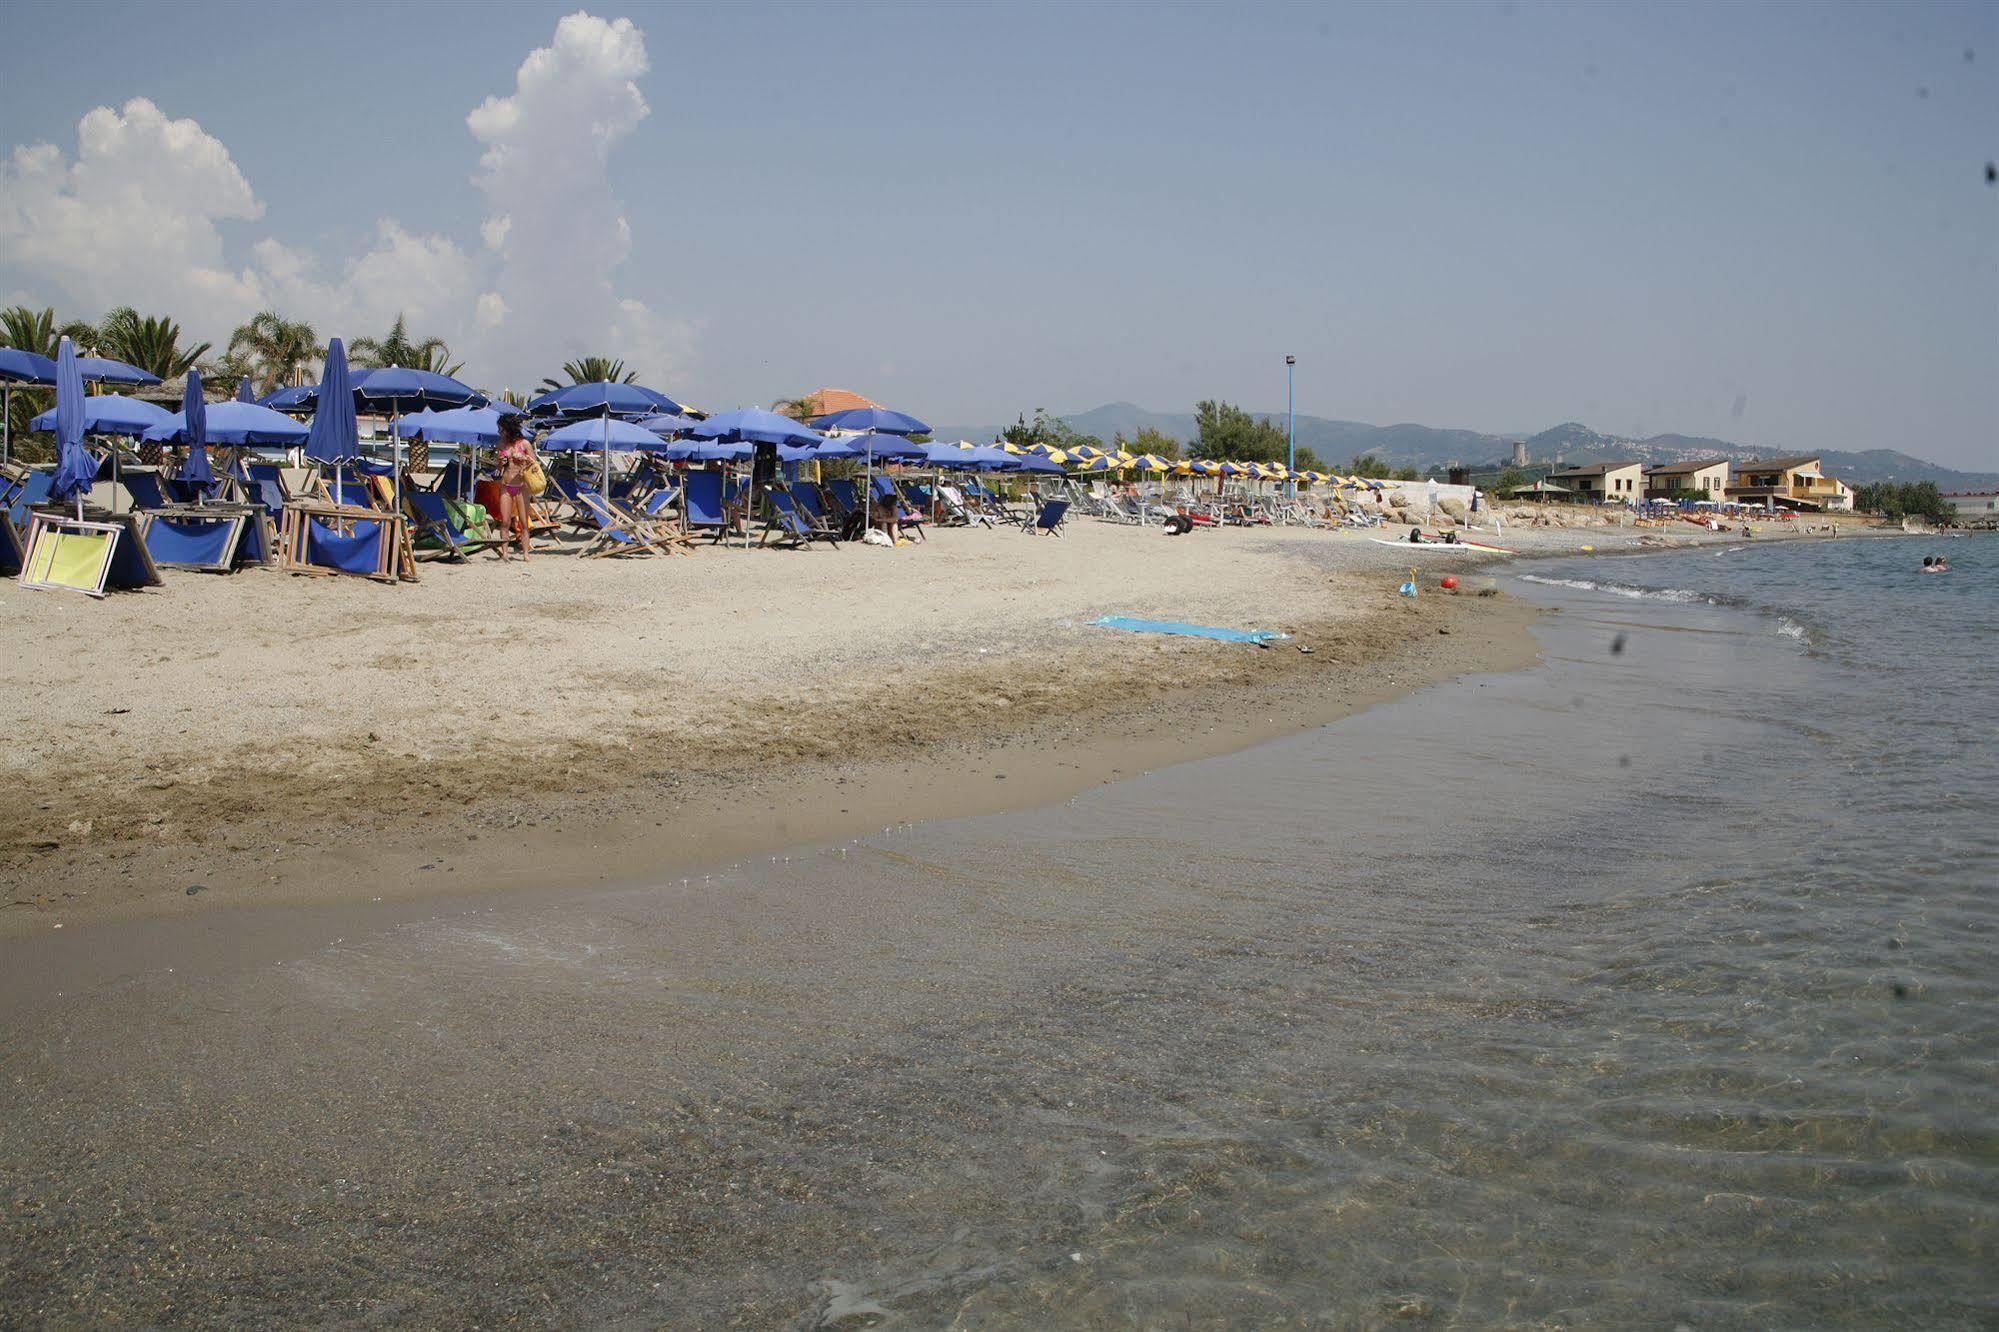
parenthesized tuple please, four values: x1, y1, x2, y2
(93, 306, 212, 381)
(226, 311, 319, 395)
(771, 393, 821, 420)
(538, 356, 636, 392)
(350, 313, 463, 377)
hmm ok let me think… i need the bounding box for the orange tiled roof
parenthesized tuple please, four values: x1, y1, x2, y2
(780, 387, 880, 419)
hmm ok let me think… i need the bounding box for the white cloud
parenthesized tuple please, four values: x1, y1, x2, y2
(465, 11, 690, 387)
(0, 13, 687, 391)
(0, 98, 265, 326)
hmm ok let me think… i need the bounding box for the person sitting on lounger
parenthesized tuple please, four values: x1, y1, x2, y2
(495, 414, 535, 563)
(870, 494, 899, 543)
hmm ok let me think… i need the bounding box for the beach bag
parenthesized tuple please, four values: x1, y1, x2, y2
(861, 528, 892, 546)
(522, 453, 548, 498)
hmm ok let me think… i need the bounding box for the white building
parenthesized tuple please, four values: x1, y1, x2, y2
(1942, 491, 1999, 521)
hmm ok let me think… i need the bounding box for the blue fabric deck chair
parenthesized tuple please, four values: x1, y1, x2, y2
(1027, 497, 1071, 536)
(0, 506, 22, 575)
(639, 485, 681, 523)
(826, 477, 860, 519)
(141, 510, 251, 571)
(120, 468, 175, 511)
(681, 469, 740, 542)
(301, 515, 391, 577)
(431, 458, 475, 499)
(764, 488, 838, 548)
(7, 468, 55, 533)
(405, 489, 504, 562)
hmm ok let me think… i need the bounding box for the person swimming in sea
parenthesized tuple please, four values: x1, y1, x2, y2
(1923, 555, 1949, 573)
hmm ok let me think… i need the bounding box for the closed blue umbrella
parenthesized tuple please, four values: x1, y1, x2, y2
(0, 347, 57, 466)
(144, 400, 311, 447)
(30, 394, 175, 436)
(304, 338, 358, 504)
(176, 368, 213, 494)
(50, 338, 95, 510)
(810, 405, 931, 436)
(235, 377, 256, 404)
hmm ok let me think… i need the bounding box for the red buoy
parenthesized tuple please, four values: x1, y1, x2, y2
(1440, 575, 1459, 590)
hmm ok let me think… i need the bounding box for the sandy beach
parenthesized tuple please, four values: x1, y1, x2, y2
(2, 508, 1862, 938)
(0, 517, 1554, 934)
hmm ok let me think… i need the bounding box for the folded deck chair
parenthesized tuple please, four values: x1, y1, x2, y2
(681, 469, 741, 542)
(1027, 498, 1071, 536)
(139, 509, 251, 571)
(576, 490, 685, 557)
(405, 489, 505, 561)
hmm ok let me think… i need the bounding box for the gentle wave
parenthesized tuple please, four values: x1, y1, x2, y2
(1517, 573, 1713, 604)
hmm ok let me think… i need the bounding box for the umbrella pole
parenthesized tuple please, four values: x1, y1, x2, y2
(392, 408, 402, 521)
(2, 386, 9, 466)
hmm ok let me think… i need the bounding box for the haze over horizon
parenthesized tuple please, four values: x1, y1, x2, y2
(1, 1, 1992, 469)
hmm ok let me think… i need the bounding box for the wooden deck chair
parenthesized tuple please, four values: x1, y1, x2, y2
(764, 489, 839, 547)
(576, 491, 687, 557)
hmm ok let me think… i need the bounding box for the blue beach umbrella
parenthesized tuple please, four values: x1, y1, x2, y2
(0, 347, 57, 467)
(235, 377, 256, 404)
(49, 338, 95, 510)
(145, 399, 310, 447)
(304, 338, 359, 504)
(352, 366, 481, 514)
(659, 437, 750, 463)
(29, 394, 175, 437)
(74, 356, 161, 387)
(689, 407, 823, 447)
(810, 405, 931, 436)
(393, 404, 517, 446)
(526, 381, 670, 419)
(840, 431, 927, 461)
(539, 415, 662, 452)
(259, 383, 316, 413)
(636, 412, 702, 436)
(177, 368, 213, 494)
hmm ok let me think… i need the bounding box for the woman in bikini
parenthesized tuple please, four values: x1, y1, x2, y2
(494, 413, 535, 561)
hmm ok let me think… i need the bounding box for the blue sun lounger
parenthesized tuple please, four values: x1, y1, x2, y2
(120, 468, 177, 511)
(7, 469, 55, 534)
(1027, 498, 1070, 536)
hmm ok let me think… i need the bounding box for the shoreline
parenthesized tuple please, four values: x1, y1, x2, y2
(2, 518, 1871, 941)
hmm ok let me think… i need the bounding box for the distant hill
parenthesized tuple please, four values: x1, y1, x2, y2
(932, 404, 1997, 488)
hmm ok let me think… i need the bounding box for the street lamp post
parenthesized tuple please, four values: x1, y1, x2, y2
(1285, 354, 1297, 503)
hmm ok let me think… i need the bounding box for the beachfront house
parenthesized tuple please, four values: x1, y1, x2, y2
(1643, 459, 1732, 500)
(1546, 461, 1646, 502)
(1942, 491, 1998, 522)
(1726, 456, 1853, 511)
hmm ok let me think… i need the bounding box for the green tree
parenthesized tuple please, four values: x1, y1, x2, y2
(1189, 399, 1289, 463)
(350, 313, 462, 376)
(1348, 452, 1394, 479)
(227, 311, 319, 395)
(92, 306, 212, 380)
(540, 357, 636, 391)
(999, 407, 1101, 452)
(1113, 424, 1183, 460)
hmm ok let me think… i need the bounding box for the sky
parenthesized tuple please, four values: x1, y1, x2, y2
(1, 0, 1993, 465)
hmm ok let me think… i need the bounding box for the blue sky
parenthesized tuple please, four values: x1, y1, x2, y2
(1, 0, 1992, 465)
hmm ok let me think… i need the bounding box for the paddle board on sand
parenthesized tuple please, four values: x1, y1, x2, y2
(1369, 537, 1516, 555)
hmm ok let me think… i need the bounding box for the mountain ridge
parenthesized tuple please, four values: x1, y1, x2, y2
(929, 403, 1996, 488)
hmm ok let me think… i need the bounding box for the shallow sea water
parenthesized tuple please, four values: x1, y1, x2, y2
(2, 535, 1994, 1327)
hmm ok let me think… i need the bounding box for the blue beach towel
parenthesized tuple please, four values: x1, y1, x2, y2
(1086, 616, 1289, 645)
